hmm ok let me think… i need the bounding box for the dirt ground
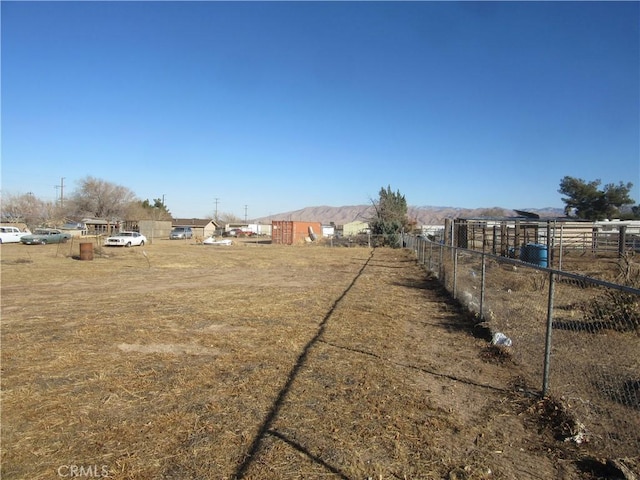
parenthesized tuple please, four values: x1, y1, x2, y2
(0, 239, 635, 479)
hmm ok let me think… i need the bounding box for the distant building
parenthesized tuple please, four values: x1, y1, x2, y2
(173, 218, 219, 239)
(59, 220, 88, 237)
(419, 225, 445, 241)
(322, 224, 335, 237)
(223, 223, 273, 236)
(342, 220, 369, 237)
(255, 223, 272, 236)
(83, 218, 117, 235)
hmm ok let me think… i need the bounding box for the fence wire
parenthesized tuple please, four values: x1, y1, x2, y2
(405, 235, 640, 459)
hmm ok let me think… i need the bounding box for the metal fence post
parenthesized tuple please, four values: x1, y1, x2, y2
(546, 220, 552, 268)
(429, 240, 433, 271)
(479, 252, 486, 320)
(558, 224, 564, 271)
(619, 225, 627, 258)
(542, 269, 556, 396)
(453, 248, 458, 300)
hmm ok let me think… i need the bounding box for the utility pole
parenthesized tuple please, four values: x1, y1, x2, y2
(244, 205, 248, 223)
(214, 198, 220, 221)
(60, 177, 65, 208)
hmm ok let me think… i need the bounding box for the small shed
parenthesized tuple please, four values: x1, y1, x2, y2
(271, 221, 322, 245)
(139, 220, 172, 242)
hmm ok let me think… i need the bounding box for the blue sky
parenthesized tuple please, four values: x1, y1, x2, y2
(2, 1, 639, 219)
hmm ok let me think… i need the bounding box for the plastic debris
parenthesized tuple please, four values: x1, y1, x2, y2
(564, 422, 587, 444)
(492, 332, 513, 347)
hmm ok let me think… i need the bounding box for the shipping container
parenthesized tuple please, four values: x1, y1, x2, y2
(271, 221, 322, 245)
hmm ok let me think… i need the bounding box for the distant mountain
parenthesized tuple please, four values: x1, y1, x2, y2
(254, 205, 564, 226)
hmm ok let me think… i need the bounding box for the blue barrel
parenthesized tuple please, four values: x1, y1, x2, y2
(520, 243, 548, 267)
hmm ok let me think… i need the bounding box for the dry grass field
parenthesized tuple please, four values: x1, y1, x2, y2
(0, 239, 629, 479)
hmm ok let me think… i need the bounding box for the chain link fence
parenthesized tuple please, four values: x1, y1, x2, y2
(404, 235, 640, 459)
(320, 232, 639, 457)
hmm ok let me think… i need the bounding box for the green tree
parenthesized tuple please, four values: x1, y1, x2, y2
(369, 185, 409, 247)
(136, 198, 172, 220)
(558, 176, 635, 220)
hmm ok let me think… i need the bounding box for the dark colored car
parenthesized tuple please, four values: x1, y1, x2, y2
(20, 229, 71, 245)
(223, 228, 251, 237)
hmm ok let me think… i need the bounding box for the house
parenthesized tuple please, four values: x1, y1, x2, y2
(83, 218, 118, 235)
(79, 217, 173, 242)
(60, 220, 88, 237)
(342, 220, 369, 237)
(172, 218, 219, 239)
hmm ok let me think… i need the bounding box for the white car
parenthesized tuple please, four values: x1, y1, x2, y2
(104, 231, 147, 247)
(0, 226, 31, 244)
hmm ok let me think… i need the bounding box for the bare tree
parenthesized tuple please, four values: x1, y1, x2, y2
(216, 212, 244, 224)
(67, 177, 138, 219)
(0, 192, 57, 227)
